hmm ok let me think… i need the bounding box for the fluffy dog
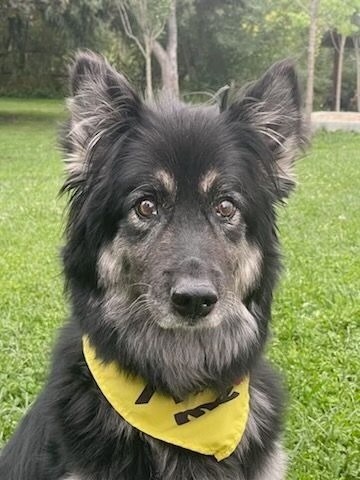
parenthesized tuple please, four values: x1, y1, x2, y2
(0, 52, 306, 479)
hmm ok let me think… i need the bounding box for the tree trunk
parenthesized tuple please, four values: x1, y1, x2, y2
(153, 0, 179, 98)
(145, 37, 153, 101)
(165, 0, 179, 97)
(353, 36, 360, 112)
(335, 34, 346, 112)
(331, 45, 339, 110)
(305, 0, 320, 124)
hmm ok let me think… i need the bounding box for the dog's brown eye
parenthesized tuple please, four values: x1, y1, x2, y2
(136, 199, 158, 218)
(215, 200, 236, 219)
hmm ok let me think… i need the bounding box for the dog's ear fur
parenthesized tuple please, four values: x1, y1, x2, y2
(227, 60, 307, 198)
(63, 51, 141, 188)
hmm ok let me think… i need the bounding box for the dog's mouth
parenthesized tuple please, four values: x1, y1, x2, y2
(143, 280, 261, 339)
(117, 276, 255, 331)
(127, 288, 221, 330)
(157, 311, 222, 330)
(146, 291, 250, 331)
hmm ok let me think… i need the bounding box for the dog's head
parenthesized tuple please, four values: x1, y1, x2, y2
(62, 51, 306, 397)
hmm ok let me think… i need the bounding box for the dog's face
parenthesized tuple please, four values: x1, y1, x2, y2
(96, 108, 266, 332)
(62, 52, 305, 396)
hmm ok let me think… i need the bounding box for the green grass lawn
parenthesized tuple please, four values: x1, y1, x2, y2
(0, 99, 359, 479)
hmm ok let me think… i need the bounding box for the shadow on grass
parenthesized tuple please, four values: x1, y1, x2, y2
(0, 112, 67, 123)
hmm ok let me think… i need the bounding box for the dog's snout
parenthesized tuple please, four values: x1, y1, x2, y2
(171, 279, 218, 318)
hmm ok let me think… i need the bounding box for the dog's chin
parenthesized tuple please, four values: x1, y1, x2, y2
(97, 293, 263, 398)
(153, 310, 223, 330)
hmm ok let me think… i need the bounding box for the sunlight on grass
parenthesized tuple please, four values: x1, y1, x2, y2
(0, 100, 359, 480)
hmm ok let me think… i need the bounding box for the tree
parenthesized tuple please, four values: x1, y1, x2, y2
(331, 31, 346, 111)
(177, 0, 308, 93)
(305, 0, 321, 122)
(322, 0, 359, 111)
(117, 0, 172, 100)
(0, 0, 39, 70)
(354, 34, 360, 111)
(152, 0, 179, 97)
(42, 0, 106, 48)
(351, 11, 360, 112)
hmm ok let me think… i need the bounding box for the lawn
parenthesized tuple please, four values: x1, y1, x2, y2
(0, 99, 359, 479)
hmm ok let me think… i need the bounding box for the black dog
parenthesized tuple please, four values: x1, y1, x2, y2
(0, 52, 306, 479)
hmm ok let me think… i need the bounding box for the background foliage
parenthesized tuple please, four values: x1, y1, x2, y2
(0, 0, 359, 109)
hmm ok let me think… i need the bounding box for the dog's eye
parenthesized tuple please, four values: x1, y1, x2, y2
(136, 199, 158, 218)
(215, 200, 236, 219)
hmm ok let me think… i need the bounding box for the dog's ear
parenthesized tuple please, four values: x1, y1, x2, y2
(227, 60, 307, 198)
(63, 50, 141, 187)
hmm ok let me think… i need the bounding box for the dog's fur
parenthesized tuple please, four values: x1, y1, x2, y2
(0, 52, 307, 479)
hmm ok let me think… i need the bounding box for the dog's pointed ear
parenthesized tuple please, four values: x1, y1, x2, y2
(227, 60, 307, 197)
(63, 51, 141, 187)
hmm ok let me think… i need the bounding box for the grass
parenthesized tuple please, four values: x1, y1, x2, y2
(0, 98, 359, 479)
(271, 133, 359, 479)
(0, 97, 66, 119)
(0, 99, 67, 442)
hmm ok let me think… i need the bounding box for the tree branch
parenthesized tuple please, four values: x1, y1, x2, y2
(166, 0, 177, 55)
(118, 2, 146, 58)
(153, 17, 168, 41)
(153, 39, 167, 65)
(330, 30, 340, 54)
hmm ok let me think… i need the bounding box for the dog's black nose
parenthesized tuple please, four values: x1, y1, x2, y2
(171, 279, 218, 318)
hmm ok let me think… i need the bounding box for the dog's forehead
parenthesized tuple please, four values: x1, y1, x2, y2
(150, 168, 224, 201)
(126, 104, 241, 195)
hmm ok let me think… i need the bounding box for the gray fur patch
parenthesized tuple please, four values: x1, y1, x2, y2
(233, 243, 263, 298)
(252, 443, 287, 480)
(242, 383, 276, 449)
(97, 236, 130, 289)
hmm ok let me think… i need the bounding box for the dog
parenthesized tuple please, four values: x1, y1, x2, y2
(0, 51, 306, 479)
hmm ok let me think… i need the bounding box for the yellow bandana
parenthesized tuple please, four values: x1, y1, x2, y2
(83, 336, 250, 461)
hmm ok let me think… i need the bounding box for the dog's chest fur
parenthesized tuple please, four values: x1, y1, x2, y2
(62, 433, 286, 480)
(62, 438, 286, 480)
(51, 338, 285, 480)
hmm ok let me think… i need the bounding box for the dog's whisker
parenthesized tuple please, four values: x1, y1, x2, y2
(128, 282, 152, 290)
